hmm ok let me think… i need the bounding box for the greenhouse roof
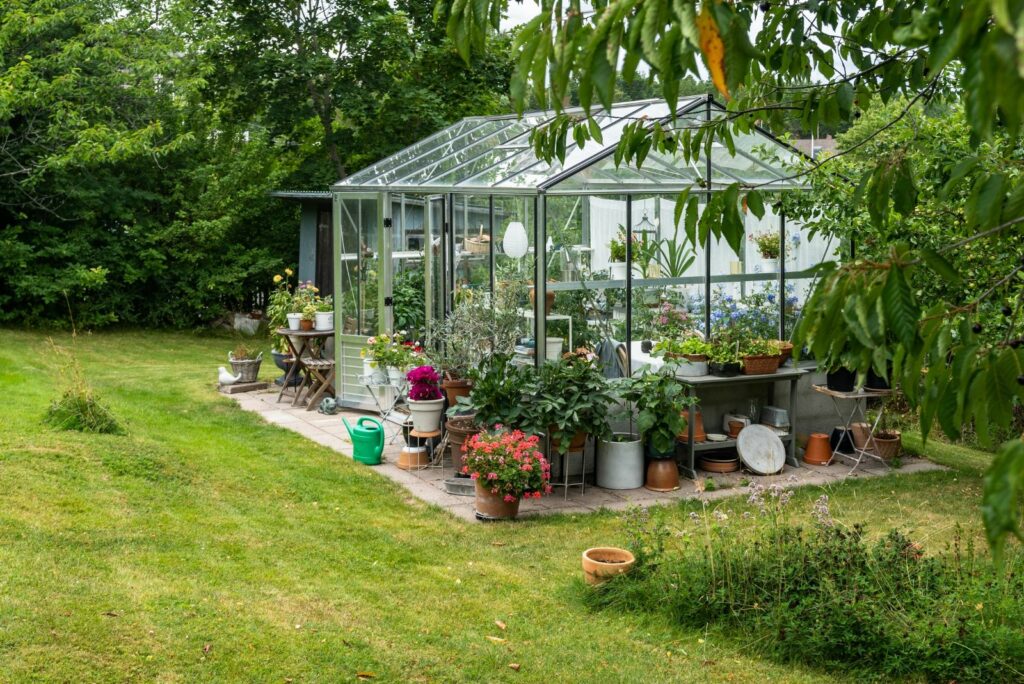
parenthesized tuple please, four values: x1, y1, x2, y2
(332, 95, 805, 196)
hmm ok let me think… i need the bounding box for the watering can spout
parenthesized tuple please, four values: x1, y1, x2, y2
(342, 417, 354, 440)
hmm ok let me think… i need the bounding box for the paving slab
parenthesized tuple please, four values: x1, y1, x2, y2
(228, 390, 946, 522)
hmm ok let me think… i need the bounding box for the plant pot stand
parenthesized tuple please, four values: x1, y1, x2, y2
(546, 433, 586, 499)
(811, 384, 893, 478)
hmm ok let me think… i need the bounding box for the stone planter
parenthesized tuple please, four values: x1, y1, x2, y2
(474, 479, 520, 520)
(596, 434, 643, 489)
(608, 261, 627, 280)
(228, 351, 263, 383)
(407, 398, 444, 433)
(314, 311, 334, 331)
(545, 337, 564, 361)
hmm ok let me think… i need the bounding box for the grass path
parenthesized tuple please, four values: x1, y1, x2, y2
(0, 329, 995, 682)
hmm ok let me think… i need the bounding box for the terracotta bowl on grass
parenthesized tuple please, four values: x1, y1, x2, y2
(582, 547, 636, 586)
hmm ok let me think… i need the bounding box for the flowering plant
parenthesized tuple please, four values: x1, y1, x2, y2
(462, 428, 552, 501)
(266, 268, 297, 352)
(748, 232, 790, 260)
(609, 230, 627, 262)
(406, 365, 442, 401)
(361, 331, 425, 369)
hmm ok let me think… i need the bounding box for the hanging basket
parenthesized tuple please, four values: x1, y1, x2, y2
(742, 354, 782, 375)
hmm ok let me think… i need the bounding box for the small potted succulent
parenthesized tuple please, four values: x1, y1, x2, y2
(462, 427, 552, 520)
(406, 365, 444, 433)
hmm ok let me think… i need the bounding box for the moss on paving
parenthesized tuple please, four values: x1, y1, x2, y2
(0, 329, 1000, 682)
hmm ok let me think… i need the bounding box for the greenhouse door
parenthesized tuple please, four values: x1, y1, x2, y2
(426, 195, 447, 336)
(333, 192, 385, 410)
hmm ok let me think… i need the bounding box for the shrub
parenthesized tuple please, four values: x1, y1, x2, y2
(44, 335, 123, 435)
(590, 492, 1024, 682)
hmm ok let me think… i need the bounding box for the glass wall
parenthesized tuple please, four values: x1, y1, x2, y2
(337, 196, 380, 336)
(493, 196, 535, 365)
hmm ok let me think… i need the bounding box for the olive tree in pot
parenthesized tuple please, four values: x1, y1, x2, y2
(619, 366, 697, 492)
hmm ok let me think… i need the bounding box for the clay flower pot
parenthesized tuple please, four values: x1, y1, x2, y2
(442, 377, 472, 406)
(446, 416, 482, 473)
(581, 547, 636, 586)
(474, 479, 520, 520)
(299, 318, 314, 331)
(850, 422, 872, 451)
(872, 430, 901, 461)
(678, 410, 706, 443)
(645, 458, 680, 492)
(803, 432, 832, 465)
(550, 428, 587, 453)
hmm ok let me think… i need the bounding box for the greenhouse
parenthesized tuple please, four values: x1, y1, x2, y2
(329, 95, 840, 409)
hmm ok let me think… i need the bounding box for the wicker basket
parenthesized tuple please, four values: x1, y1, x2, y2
(464, 225, 490, 254)
(742, 354, 782, 375)
(778, 341, 794, 363)
(872, 431, 901, 461)
(228, 351, 263, 383)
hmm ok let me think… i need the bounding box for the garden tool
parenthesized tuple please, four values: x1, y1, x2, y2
(343, 417, 384, 465)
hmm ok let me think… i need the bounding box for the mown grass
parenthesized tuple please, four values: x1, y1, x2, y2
(0, 328, 1006, 682)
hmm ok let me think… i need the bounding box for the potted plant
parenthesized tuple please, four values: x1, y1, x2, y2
(596, 433, 644, 489)
(314, 295, 334, 331)
(406, 365, 444, 433)
(708, 339, 743, 377)
(462, 427, 552, 520)
(748, 231, 788, 272)
(618, 367, 698, 491)
(608, 229, 627, 280)
(300, 302, 317, 331)
(527, 349, 615, 456)
(266, 269, 298, 373)
(227, 342, 263, 383)
(741, 338, 782, 375)
(446, 354, 536, 471)
(653, 336, 711, 377)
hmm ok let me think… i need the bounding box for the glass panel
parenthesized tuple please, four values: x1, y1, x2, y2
(390, 194, 428, 341)
(629, 194, 707, 374)
(452, 194, 492, 300)
(543, 194, 628, 374)
(337, 196, 380, 336)
(709, 205, 781, 341)
(341, 119, 481, 185)
(785, 216, 842, 340)
(396, 119, 537, 186)
(493, 196, 535, 366)
(427, 196, 445, 339)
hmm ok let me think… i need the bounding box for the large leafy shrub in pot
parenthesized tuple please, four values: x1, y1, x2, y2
(451, 353, 535, 429)
(527, 350, 616, 455)
(618, 367, 697, 457)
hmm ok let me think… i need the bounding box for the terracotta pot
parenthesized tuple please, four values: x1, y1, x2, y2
(678, 410, 706, 443)
(581, 547, 636, 586)
(442, 377, 472, 406)
(299, 318, 314, 331)
(699, 455, 741, 473)
(446, 416, 482, 473)
(728, 420, 744, 439)
(397, 446, 430, 470)
(872, 431, 901, 461)
(850, 422, 872, 451)
(803, 432, 832, 465)
(474, 479, 520, 520)
(550, 428, 587, 453)
(645, 458, 680, 492)
(528, 286, 556, 312)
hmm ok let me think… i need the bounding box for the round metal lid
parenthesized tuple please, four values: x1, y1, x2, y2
(736, 424, 785, 475)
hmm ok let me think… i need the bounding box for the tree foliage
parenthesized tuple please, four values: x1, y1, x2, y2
(0, 0, 512, 327)
(438, 0, 1024, 555)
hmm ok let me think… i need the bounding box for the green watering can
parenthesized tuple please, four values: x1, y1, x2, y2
(343, 417, 384, 465)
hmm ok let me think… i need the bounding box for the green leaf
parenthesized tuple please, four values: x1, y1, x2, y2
(982, 440, 1024, 564)
(939, 155, 978, 199)
(891, 157, 917, 216)
(966, 172, 1007, 229)
(918, 248, 961, 286)
(882, 267, 918, 347)
(744, 190, 765, 219)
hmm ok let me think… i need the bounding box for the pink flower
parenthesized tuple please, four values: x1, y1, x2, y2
(487, 472, 497, 480)
(544, 485, 553, 494)
(469, 472, 478, 479)
(503, 494, 516, 503)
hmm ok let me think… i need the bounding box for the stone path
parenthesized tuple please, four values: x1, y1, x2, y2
(229, 389, 944, 522)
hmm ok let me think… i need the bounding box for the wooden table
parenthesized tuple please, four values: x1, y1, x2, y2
(679, 367, 808, 479)
(275, 328, 334, 407)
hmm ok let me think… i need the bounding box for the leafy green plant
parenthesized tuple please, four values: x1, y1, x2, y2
(44, 336, 122, 435)
(707, 338, 742, 365)
(655, 237, 696, 278)
(653, 336, 711, 358)
(609, 230, 626, 262)
(741, 338, 780, 357)
(452, 354, 535, 428)
(617, 366, 696, 455)
(392, 267, 426, 340)
(430, 295, 521, 379)
(748, 231, 787, 260)
(527, 351, 616, 455)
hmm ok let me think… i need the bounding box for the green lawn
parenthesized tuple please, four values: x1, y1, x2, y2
(0, 329, 999, 682)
